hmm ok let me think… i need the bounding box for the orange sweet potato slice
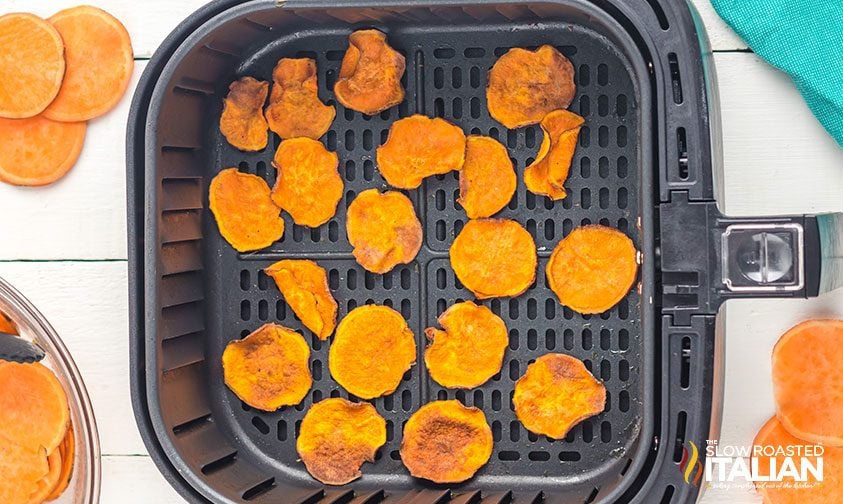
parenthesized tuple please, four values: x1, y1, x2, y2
(487, 45, 576, 129)
(0, 362, 69, 454)
(424, 301, 508, 389)
(547, 225, 638, 314)
(400, 400, 493, 483)
(264, 259, 338, 340)
(43, 6, 134, 122)
(458, 136, 516, 219)
(450, 218, 537, 299)
(222, 323, 311, 411)
(0, 116, 86, 186)
(0, 311, 16, 334)
(0, 443, 49, 504)
(219, 76, 269, 151)
(0, 13, 65, 119)
(208, 168, 285, 252)
(271, 137, 343, 227)
(27, 448, 62, 504)
(524, 110, 584, 200)
(329, 305, 416, 399)
(297, 398, 387, 485)
(513, 353, 606, 439)
(45, 426, 74, 501)
(376, 115, 466, 189)
(265, 58, 335, 140)
(346, 189, 422, 274)
(334, 30, 406, 115)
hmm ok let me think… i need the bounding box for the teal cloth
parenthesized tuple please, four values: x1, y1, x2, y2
(711, 0, 843, 147)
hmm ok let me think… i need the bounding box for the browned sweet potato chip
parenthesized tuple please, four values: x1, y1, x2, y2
(265, 260, 338, 340)
(297, 398, 386, 485)
(346, 189, 422, 274)
(400, 400, 493, 483)
(424, 301, 508, 389)
(209, 168, 285, 252)
(487, 45, 576, 129)
(547, 225, 638, 314)
(329, 305, 416, 399)
(0, 311, 15, 334)
(45, 424, 74, 501)
(524, 109, 584, 200)
(222, 323, 311, 411)
(334, 30, 406, 115)
(219, 76, 269, 151)
(458, 136, 516, 219)
(513, 353, 606, 439)
(271, 137, 343, 227)
(376, 115, 466, 189)
(265, 58, 335, 140)
(27, 448, 61, 504)
(450, 218, 537, 299)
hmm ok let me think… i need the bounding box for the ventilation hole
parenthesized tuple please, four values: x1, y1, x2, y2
(326, 130, 337, 150)
(454, 219, 465, 235)
(581, 188, 591, 209)
(579, 65, 590, 86)
(344, 107, 354, 121)
(673, 410, 688, 462)
(312, 360, 322, 380)
(452, 97, 463, 119)
(582, 420, 594, 442)
(598, 126, 609, 147)
(400, 269, 411, 289)
(240, 270, 250, 290)
(276, 300, 286, 319)
(258, 300, 268, 321)
(617, 94, 628, 116)
(564, 328, 574, 350)
(402, 389, 412, 411)
(619, 360, 630, 381)
(660, 485, 675, 504)
(527, 299, 538, 321)
(434, 47, 455, 59)
(492, 390, 502, 411)
(330, 390, 340, 398)
(252, 416, 270, 435)
(582, 328, 593, 350)
(528, 451, 550, 462)
(598, 95, 609, 116)
(240, 300, 250, 321)
(677, 127, 689, 180)
(559, 451, 581, 462)
(499, 451, 520, 461)
(201, 452, 237, 475)
(579, 95, 590, 117)
(488, 127, 499, 140)
(669, 53, 683, 103)
(464, 47, 485, 58)
(433, 67, 444, 89)
(347, 269, 357, 289)
(585, 488, 599, 503)
(509, 298, 519, 319)
(599, 360, 611, 381)
(364, 271, 375, 289)
(600, 328, 611, 350)
(597, 64, 608, 85)
(527, 328, 538, 349)
(470, 66, 481, 88)
(509, 330, 519, 350)
(617, 156, 629, 178)
(311, 226, 322, 242)
(580, 126, 590, 147)
(390, 450, 401, 460)
(601, 421, 611, 443)
(434, 98, 444, 117)
(509, 359, 520, 380)
(474, 390, 484, 409)
(401, 299, 411, 319)
(545, 328, 556, 350)
(580, 157, 591, 178)
(619, 298, 629, 319)
(436, 389, 447, 401)
(619, 329, 629, 350)
(681, 336, 691, 388)
(384, 394, 395, 411)
(619, 390, 630, 412)
(243, 478, 275, 501)
(435, 220, 446, 241)
(451, 67, 462, 88)
(598, 188, 610, 209)
(618, 187, 628, 209)
(617, 126, 628, 147)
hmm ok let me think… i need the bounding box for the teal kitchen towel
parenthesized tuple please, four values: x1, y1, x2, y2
(711, 0, 843, 147)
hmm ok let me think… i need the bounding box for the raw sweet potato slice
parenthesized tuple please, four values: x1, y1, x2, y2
(271, 138, 343, 227)
(222, 323, 311, 411)
(329, 305, 416, 399)
(0, 13, 64, 119)
(376, 115, 466, 189)
(424, 301, 508, 389)
(0, 443, 49, 504)
(513, 353, 606, 439)
(43, 6, 133, 122)
(0, 116, 86, 186)
(458, 136, 516, 219)
(547, 225, 638, 314)
(265, 58, 335, 140)
(524, 110, 584, 200)
(0, 362, 69, 454)
(45, 426, 74, 501)
(264, 259, 338, 340)
(27, 449, 62, 504)
(219, 76, 269, 151)
(208, 168, 285, 252)
(297, 398, 387, 485)
(0, 310, 16, 334)
(487, 45, 576, 129)
(400, 400, 493, 483)
(334, 30, 406, 115)
(346, 189, 422, 274)
(450, 218, 537, 299)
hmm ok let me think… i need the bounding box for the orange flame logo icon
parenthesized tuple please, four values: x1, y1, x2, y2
(679, 441, 703, 486)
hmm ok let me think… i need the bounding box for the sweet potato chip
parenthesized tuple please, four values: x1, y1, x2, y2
(219, 76, 269, 151)
(346, 189, 422, 274)
(424, 301, 508, 389)
(376, 115, 466, 189)
(222, 323, 311, 411)
(329, 305, 416, 399)
(524, 109, 584, 200)
(0, 442, 48, 504)
(0, 310, 16, 334)
(334, 30, 406, 115)
(458, 136, 516, 219)
(486, 45, 576, 129)
(265, 58, 335, 140)
(209, 168, 285, 252)
(265, 260, 338, 340)
(0, 13, 64, 119)
(0, 362, 69, 454)
(27, 449, 61, 504)
(271, 138, 343, 227)
(45, 425, 74, 501)
(513, 353, 606, 439)
(547, 225, 638, 314)
(400, 400, 493, 483)
(297, 398, 387, 485)
(450, 218, 537, 299)
(0, 116, 86, 186)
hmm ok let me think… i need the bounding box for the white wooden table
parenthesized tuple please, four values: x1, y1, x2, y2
(1, 1, 842, 502)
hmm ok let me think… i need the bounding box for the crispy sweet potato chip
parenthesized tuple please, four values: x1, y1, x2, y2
(297, 398, 387, 485)
(0, 311, 16, 334)
(458, 136, 516, 219)
(513, 353, 606, 439)
(27, 449, 62, 504)
(219, 76, 269, 151)
(400, 400, 493, 483)
(0, 362, 69, 454)
(524, 110, 584, 200)
(265, 260, 338, 340)
(329, 305, 416, 399)
(45, 425, 74, 501)
(346, 189, 422, 274)
(209, 168, 285, 252)
(450, 218, 537, 299)
(376, 115, 466, 189)
(487, 45, 576, 129)
(425, 301, 508, 389)
(222, 323, 311, 411)
(0, 116, 86, 186)
(334, 30, 406, 115)
(547, 225, 638, 314)
(0, 442, 48, 504)
(271, 138, 343, 227)
(265, 58, 335, 140)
